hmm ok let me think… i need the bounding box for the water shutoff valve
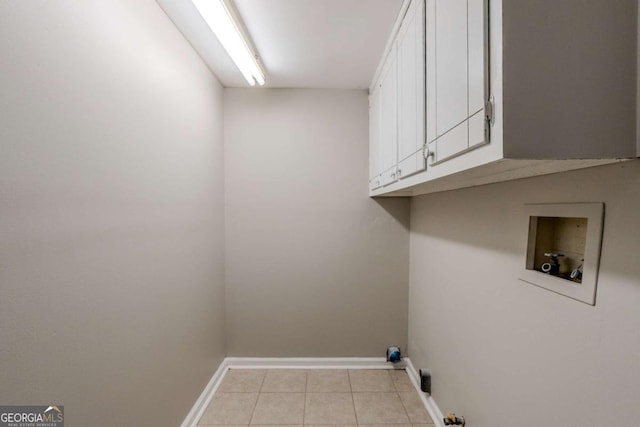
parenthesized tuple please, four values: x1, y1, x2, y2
(443, 413, 465, 426)
(541, 252, 564, 275)
(386, 346, 402, 363)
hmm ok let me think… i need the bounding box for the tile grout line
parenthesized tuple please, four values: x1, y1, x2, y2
(348, 369, 360, 426)
(247, 370, 267, 425)
(351, 391, 359, 426)
(303, 370, 308, 426)
(397, 386, 414, 424)
(392, 370, 414, 423)
(388, 370, 413, 424)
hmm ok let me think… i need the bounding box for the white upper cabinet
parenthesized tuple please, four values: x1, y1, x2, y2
(467, 0, 487, 148)
(435, 0, 468, 137)
(369, 0, 425, 187)
(467, 0, 485, 115)
(368, 86, 382, 190)
(397, 0, 426, 179)
(429, 0, 486, 165)
(379, 44, 398, 186)
(369, 0, 638, 197)
(425, 0, 436, 145)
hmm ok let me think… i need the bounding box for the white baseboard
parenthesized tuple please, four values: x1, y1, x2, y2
(181, 356, 444, 427)
(225, 356, 400, 370)
(180, 358, 229, 427)
(405, 358, 445, 427)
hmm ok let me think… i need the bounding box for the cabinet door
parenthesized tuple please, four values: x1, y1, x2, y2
(369, 174, 382, 191)
(431, 0, 487, 164)
(369, 86, 382, 185)
(468, 0, 486, 148)
(425, 0, 437, 145)
(397, 0, 426, 179)
(379, 44, 398, 178)
(435, 0, 467, 137)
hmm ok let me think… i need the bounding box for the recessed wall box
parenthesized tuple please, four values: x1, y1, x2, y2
(520, 203, 604, 305)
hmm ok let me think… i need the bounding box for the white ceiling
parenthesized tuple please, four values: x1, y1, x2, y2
(156, 0, 403, 89)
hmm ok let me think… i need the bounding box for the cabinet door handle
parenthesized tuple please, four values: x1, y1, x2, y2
(424, 146, 435, 164)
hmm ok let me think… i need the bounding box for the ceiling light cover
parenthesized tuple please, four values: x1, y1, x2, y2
(191, 0, 265, 86)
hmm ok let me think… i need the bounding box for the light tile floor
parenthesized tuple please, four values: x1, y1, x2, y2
(197, 369, 434, 426)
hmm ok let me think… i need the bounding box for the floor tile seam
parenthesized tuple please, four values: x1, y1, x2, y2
(390, 372, 402, 393)
(382, 369, 396, 393)
(352, 390, 410, 425)
(218, 391, 266, 393)
(305, 392, 355, 394)
(351, 391, 402, 394)
(348, 369, 397, 393)
(350, 390, 359, 426)
(303, 372, 308, 425)
(248, 372, 268, 425)
(395, 389, 415, 424)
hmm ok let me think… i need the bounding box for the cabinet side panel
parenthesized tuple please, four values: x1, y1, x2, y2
(502, 0, 637, 159)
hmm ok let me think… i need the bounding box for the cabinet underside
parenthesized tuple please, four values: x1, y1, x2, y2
(371, 158, 629, 197)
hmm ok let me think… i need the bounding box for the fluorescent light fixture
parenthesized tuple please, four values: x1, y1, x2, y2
(192, 0, 265, 86)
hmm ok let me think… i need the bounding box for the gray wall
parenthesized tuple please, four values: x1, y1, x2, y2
(0, 1, 226, 425)
(224, 88, 410, 356)
(502, 0, 637, 159)
(408, 161, 640, 427)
